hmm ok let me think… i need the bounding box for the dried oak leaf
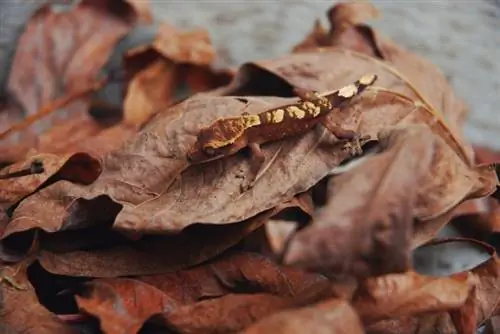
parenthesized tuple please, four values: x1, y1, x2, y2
(292, 1, 470, 146)
(73, 252, 329, 333)
(364, 238, 500, 334)
(36, 198, 311, 276)
(284, 125, 435, 278)
(123, 22, 222, 127)
(0, 260, 75, 333)
(9, 91, 362, 238)
(1, 0, 141, 161)
(242, 298, 364, 334)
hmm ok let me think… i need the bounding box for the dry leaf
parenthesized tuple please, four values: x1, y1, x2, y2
(0, 260, 75, 333)
(284, 125, 434, 278)
(2, 0, 141, 160)
(243, 298, 365, 334)
(352, 271, 475, 324)
(0, 153, 100, 212)
(8, 92, 362, 238)
(364, 238, 500, 333)
(75, 278, 179, 334)
(123, 22, 222, 127)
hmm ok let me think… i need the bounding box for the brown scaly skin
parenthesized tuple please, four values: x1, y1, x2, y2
(187, 74, 378, 191)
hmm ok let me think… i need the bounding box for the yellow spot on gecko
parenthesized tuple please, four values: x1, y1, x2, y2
(271, 109, 285, 123)
(359, 74, 377, 86)
(338, 84, 358, 98)
(286, 106, 306, 119)
(311, 105, 321, 117)
(243, 114, 261, 127)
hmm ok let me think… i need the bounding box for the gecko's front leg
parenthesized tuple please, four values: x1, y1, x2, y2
(320, 119, 365, 156)
(240, 142, 266, 192)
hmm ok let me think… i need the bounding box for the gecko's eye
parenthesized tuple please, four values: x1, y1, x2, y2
(203, 146, 217, 156)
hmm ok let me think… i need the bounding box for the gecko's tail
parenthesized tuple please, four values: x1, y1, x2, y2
(326, 74, 378, 107)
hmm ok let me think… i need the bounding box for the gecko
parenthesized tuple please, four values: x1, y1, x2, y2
(186, 74, 377, 190)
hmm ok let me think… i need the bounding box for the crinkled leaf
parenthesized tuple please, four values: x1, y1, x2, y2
(243, 298, 364, 334)
(75, 278, 179, 334)
(123, 22, 221, 127)
(284, 125, 434, 278)
(0, 260, 75, 333)
(9, 92, 360, 238)
(364, 238, 500, 333)
(2, 0, 141, 160)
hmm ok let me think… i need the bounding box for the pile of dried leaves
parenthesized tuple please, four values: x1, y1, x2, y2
(1, 1, 500, 333)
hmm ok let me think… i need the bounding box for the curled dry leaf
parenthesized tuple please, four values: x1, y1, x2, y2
(75, 278, 179, 334)
(0, 260, 75, 333)
(364, 238, 500, 333)
(243, 298, 365, 334)
(352, 270, 476, 325)
(123, 22, 221, 127)
(9, 91, 362, 238)
(292, 1, 470, 148)
(284, 125, 435, 278)
(1, 0, 141, 161)
(36, 197, 312, 276)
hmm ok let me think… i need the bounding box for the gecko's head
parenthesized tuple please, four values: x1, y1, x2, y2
(186, 122, 242, 164)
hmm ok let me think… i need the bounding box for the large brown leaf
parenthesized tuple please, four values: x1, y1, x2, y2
(242, 298, 365, 334)
(284, 125, 435, 278)
(1, 0, 142, 161)
(7, 91, 361, 239)
(0, 260, 75, 333)
(292, 1, 470, 148)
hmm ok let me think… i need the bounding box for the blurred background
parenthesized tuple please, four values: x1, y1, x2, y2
(1, 0, 499, 149)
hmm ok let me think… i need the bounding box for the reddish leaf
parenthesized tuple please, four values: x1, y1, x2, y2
(75, 278, 179, 334)
(123, 22, 221, 127)
(2, 0, 141, 159)
(0, 260, 75, 333)
(352, 270, 475, 324)
(363, 238, 500, 333)
(72, 252, 329, 333)
(243, 298, 365, 334)
(283, 125, 433, 278)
